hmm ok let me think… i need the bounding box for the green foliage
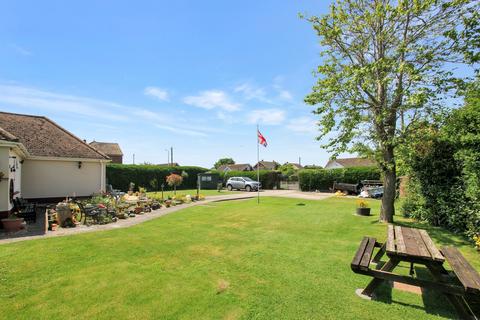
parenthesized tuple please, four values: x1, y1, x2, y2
(302, 0, 471, 221)
(403, 92, 480, 237)
(217, 170, 281, 189)
(106, 164, 208, 191)
(278, 163, 297, 178)
(298, 167, 381, 191)
(214, 157, 235, 169)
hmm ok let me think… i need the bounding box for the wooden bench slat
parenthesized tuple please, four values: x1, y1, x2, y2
(418, 229, 444, 262)
(386, 225, 395, 253)
(359, 238, 376, 270)
(442, 246, 480, 294)
(351, 237, 369, 269)
(394, 226, 407, 255)
(351, 237, 376, 271)
(408, 228, 432, 258)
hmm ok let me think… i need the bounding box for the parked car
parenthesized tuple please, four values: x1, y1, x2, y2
(226, 177, 261, 192)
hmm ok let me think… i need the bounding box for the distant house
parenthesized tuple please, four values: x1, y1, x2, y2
(217, 164, 252, 172)
(157, 163, 180, 167)
(253, 160, 279, 171)
(324, 157, 376, 169)
(89, 141, 123, 164)
(0, 112, 110, 219)
(284, 162, 303, 170)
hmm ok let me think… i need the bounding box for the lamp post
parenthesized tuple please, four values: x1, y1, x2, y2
(164, 149, 170, 165)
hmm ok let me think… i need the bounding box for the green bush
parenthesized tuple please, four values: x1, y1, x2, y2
(402, 91, 480, 238)
(106, 164, 208, 191)
(298, 167, 381, 191)
(217, 170, 281, 189)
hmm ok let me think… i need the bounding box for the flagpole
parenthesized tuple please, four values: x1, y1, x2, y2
(257, 124, 260, 204)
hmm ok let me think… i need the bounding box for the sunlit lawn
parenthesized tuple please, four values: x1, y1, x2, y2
(147, 188, 241, 199)
(0, 197, 478, 319)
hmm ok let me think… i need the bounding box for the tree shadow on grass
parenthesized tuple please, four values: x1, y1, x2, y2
(371, 263, 458, 318)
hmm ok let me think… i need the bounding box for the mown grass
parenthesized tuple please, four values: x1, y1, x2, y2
(147, 188, 240, 199)
(0, 197, 478, 319)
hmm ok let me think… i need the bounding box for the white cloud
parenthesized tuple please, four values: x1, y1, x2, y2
(10, 44, 32, 56)
(144, 86, 169, 101)
(248, 108, 286, 125)
(278, 90, 293, 101)
(183, 90, 240, 112)
(234, 83, 270, 102)
(286, 117, 318, 133)
(0, 84, 213, 137)
(155, 124, 207, 137)
(0, 84, 129, 121)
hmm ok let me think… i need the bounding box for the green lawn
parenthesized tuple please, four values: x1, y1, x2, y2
(147, 188, 240, 199)
(1, 197, 478, 319)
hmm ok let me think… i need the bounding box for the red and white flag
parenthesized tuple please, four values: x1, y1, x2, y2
(257, 130, 267, 147)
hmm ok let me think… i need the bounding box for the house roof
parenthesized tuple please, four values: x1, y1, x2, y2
(0, 112, 109, 160)
(284, 162, 303, 169)
(254, 160, 279, 170)
(218, 164, 252, 172)
(157, 163, 179, 167)
(325, 157, 376, 168)
(89, 141, 123, 156)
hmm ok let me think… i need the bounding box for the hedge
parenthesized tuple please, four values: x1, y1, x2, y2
(298, 167, 381, 191)
(217, 170, 281, 190)
(106, 164, 209, 191)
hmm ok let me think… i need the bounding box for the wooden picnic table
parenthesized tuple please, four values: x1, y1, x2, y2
(351, 225, 480, 319)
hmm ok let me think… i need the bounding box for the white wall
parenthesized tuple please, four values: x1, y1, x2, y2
(0, 147, 9, 212)
(22, 159, 105, 199)
(324, 161, 344, 169)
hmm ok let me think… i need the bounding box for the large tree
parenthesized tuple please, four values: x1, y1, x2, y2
(303, 0, 474, 222)
(214, 158, 235, 169)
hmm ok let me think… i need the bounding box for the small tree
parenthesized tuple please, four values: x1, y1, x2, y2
(303, 0, 473, 222)
(166, 173, 183, 195)
(214, 158, 235, 169)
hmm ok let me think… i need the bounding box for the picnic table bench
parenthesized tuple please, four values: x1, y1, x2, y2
(351, 225, 480, 319)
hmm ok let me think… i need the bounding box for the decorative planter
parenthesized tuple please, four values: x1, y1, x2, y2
(50, 223, 58, 231)
(356, 208, 371, 216)
(1, 218, 25, 232)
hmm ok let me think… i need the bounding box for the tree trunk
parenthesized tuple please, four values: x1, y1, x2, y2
(380, 146, 396, 223)
(380, 169, 396, 223)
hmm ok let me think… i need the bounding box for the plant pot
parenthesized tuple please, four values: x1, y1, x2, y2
(356, 208, 371, 216)
(50, 223, 58, 231)
(1, 218, 25, 232)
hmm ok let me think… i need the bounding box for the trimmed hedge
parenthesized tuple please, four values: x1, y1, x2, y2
(106, 164, 208, 191)
(298, 167, 381, 191)
(217, 170, 281, 190)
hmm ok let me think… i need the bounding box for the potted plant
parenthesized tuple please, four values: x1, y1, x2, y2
(1, 212, 25, 233)
(166, 173, 183, 195)
(356, 199, 371, 216)
(474, 234, 480, 252)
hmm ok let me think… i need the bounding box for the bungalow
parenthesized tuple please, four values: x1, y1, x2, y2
(217, 164, 252, 172)
(253, 160, 279, 171)
(89, 141, 123, 164)
(0, 112, 110, 219)
(324, 157, 376, 169)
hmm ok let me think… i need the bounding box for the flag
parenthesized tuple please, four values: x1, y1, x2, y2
(258, 130, 267, 147)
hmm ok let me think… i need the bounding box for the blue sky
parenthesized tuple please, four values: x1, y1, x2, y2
(0, 1, 336, 168)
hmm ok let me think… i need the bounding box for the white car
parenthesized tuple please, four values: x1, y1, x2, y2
(226, 177, 261, 192)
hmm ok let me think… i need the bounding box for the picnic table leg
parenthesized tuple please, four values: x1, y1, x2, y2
(361, 258, 399, 297)
(371, 242, 386, 265)
(426, 263, 475, 320)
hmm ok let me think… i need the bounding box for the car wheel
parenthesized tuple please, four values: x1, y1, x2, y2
(246, 185, 251, 192)
(227, 185, 233, 191)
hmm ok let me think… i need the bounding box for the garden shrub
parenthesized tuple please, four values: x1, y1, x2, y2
(298, 167, 381, 191)
(106, 164, 208, 191)
(402, 91, 480, 238)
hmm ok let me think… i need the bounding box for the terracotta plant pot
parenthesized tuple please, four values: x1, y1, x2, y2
(2, 218, 25, 232)
(356, 208, 371, 216)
